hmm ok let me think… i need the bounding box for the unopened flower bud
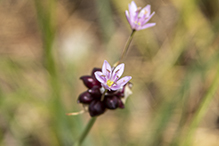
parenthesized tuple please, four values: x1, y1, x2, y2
(80, 76, 100, 89)
(88, 85, 101, 98)
(89, 100, 106, 117)
(117, 98, 125, 109)
(103, 96, 119, 110)
(78, 91, 93, 104)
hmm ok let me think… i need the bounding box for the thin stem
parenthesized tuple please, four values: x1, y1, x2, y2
(74, 117, 97, 146)
(74, 89, 108, 146)
(182, 66, 219, 146)
(114, 30, 136, 67)
(101, 89, 108, 101)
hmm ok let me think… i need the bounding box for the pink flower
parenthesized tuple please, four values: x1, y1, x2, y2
(125, 1, 156, 31)
(94, 60, 132, 91)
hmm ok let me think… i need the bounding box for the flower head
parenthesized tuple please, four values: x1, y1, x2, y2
(78, 67, 133, 117)
(94, 60, 132, 91)
(125, 1, 156, 31)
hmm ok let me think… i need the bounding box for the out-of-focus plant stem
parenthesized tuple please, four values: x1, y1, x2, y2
(114, 30, 135, 67)
(34, 0, 73, 145)
(182, 65, 219, 146)
(74, 88, 109, 145)
(74, 117, 97, 146)
(95, 0, 115, 42)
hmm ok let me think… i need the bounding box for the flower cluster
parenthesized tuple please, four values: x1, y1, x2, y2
(125, 1, 156, 31)
(78, 61, 132, 117)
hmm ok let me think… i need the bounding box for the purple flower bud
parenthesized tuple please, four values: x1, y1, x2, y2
(80, 76, 100, 89)
(78, 91, 94, 104)
(115, 85, 126, 97)
(117, 98, 125, 109)
(103, 96, 118, 110)
(88, 86, 101, 98)
(88, 100, 106, 117)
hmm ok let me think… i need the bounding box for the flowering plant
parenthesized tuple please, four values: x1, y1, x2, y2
(125, 1, 156, 31)
(68, 1, 156, 145)
(78, 61, 132, 117)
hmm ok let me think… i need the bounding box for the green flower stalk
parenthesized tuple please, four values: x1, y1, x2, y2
(70, 1, 156, 145)
(182, 66, 219, 146)
(74, 117, 97, 146)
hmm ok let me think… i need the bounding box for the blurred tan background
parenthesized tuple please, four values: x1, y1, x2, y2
(0, 0, 219, 146)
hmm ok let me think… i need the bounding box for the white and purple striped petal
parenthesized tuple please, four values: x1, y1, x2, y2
(94, 71, 107, 84)
(102, 60, 112, 79)
(112, 63, 124, 82)
(129, 1, 137, 23)
(94, 60, 132, 91)
(111, 76, 132, 91)
(138, 23, 156, 31)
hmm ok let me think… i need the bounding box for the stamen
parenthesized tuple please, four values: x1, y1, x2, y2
(66, 110, 85, 116)
(115, 69, 120, 74)
(106, 69, 111, 73)
(107, 80, 114, 87)
(137, 7, 142, 11)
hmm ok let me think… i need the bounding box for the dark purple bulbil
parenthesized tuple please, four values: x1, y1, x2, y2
(88, 100, 106, 117)
(78, 91, 94, 104)
(103, 96, 119, 109)
(78, 68, 127, 117)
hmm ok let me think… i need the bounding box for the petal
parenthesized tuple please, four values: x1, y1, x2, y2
(125, 10, 129, 19)
(125, 10, 135, 29)
(102, 83, 111, 90)
(133, 10, 140, 24)
(139, 5, 151, 18)
(94, 71, 107, 84)
(137, 23, 156, 31)
(129, 1, 137, 15)
(111, 76, 132, 91)
(102, 60, 112, 79)
(125, 10, 131, 26)
(129, 1, 137, 23)
(142, 11, 155, 24)
(111, 63, 124, 82)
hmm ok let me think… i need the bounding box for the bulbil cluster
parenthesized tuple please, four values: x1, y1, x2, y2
(78, 60, 132, 117)
(78, 68, 129, 117)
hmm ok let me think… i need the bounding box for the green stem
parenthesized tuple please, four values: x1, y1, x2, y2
(74, 117, 97, 146)
(101, 89, 108, 101)
(74, 89, 108, 146)
(114, 30, 135, 67)
(182, 66, 219, 146)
